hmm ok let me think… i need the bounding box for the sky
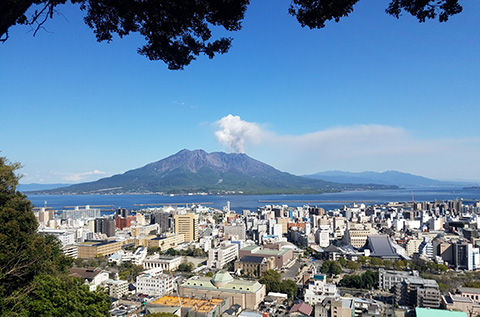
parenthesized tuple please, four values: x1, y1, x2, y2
(1, 0, 480, 184)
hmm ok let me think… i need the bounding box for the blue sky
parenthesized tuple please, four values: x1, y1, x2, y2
(1, 0, 479, 183)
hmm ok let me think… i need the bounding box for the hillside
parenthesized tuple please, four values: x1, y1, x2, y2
(30, 149, 396, 195)
(304, 170, 447, 187)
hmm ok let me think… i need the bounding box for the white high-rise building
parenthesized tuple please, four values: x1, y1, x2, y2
(207, 241, 238, 269)
(136, 272, 175, 296)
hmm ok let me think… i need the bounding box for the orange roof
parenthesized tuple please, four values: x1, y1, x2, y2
(151, 296, 224, 313)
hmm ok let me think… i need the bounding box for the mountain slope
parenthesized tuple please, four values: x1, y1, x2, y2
(32, 149, 395, 195)
(304, 170, 445, 187)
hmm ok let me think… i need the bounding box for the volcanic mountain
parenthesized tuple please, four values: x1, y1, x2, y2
(34, 149, 395, 195)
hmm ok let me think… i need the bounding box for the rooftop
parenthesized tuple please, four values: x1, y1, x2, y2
(412, 307, 467, 317)
(151, 295, 225, 313)
(239, 256, 268, 263)
(183, 275, 264, 293)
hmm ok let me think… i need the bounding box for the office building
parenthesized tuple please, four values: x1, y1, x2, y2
(207, 242, 239, 269)
(174, 213, 199, 242)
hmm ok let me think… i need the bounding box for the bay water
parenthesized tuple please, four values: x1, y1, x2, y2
(27, 187, 480, 214)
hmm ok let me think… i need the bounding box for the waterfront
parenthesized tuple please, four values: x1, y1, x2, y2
(27, 186, 480, 213)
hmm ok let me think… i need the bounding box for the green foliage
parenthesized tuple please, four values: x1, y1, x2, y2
(346, 260, 360, 271)
(165, 248, 180, 256)
(118, 263, 144, 282)
(178, 262, 195, 273)
(213, 213, 224, 224)
(185, 247, 205, 257)
(258, 270, 297, 299)
(147, 246, 162, 255)
(1, 1, 464, 70)
(320, 260, 342, 276)
(339, 270, 379, 290)
(280, 279, 298, 299)
(7, 274, 110, 316)
(259, 270, 282, 293)
(465, 281, 480, 288)
(0, 157, 110, 315)
(205, 272, 214, 278)
(338, 258, 347, 267)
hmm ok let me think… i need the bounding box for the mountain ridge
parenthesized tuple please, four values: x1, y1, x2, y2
(303, 170, 466, 187)
(28, 149, 396, 195)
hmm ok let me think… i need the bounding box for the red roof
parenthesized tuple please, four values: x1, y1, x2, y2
(289, 303, 313, 316)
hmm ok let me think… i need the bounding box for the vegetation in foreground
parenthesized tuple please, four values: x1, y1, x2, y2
(0, 157, 110, 316)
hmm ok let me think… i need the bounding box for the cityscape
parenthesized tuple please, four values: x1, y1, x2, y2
(2, 0, 480, 316)
(33, 196, 480, 316)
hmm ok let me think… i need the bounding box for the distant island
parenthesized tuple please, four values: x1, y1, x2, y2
(26, 149, 397, 195)
(303, 170, 469, 187)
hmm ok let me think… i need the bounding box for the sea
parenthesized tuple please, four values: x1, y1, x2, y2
(26, 187, 480, 215)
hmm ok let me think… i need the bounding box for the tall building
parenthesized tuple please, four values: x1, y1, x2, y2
(115, 208, 129, 219)
(151, 212, 171, 233)
(94, 217, 115, 237)
(174, 213, 199, 242)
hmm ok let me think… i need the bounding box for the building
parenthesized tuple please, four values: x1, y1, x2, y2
(174, 213, 199, 242)
(76, 240, 123, 258)
(207, 242, 239, 269)
(179, 271, 265, 310)
(378, 268, 419, 291)
(148, 295, 229, 317)
(38, 229, 75, 246)
(61, 206, 101, 220)
(136, 271, 175, 296)
(115, 216, 134, 230)
(395, 276, 441, 308)
(315, 297, 381, 317)
(290, 302, 313, 316)
(364, 235, 402, 261)
(224, 224, 246, 241)
(131, 224, 159, 237)
(69, 267, 109, 291)
(304, 273, 339, 305)
(151, 212, 172, 233)
(115, 208, 129, 219)
(238, 245, 293, 269)
(453, 241, 480, 271)
(442, 292, 480, 316)
(143, 255, 182, 271)
(145, 233, 185, 251)
(234, 255, 275, 277)
(103, 279, 129, 298)
(405, 307, 467, 317)
(94, 217, 116, 237)
(457, 287, 480, 303)
(342, 223, 377, 249)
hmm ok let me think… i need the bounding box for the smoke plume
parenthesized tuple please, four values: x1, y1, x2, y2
(214, 115, 263, 153)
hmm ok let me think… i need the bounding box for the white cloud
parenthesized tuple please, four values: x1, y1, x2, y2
(61, 169, 107, 182)
(213, 115, 480, 180)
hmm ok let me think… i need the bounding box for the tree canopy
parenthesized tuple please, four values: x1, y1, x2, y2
(0, 157, 110, 315)
(1, 0, 464, 69)
(258, 270, 298, 299)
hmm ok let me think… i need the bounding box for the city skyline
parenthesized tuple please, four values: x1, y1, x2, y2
(1, 1, 480, 184)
